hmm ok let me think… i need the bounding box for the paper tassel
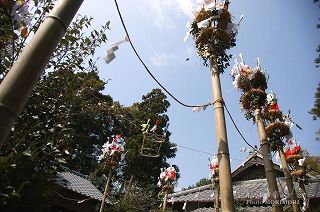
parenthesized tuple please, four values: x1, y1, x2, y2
(240, 147, 247, 153)
(196, 0, 215, 5)
(182, 201, 187, 210)
(298, 157, 306, 166)
(275, 152, 280, 162)
(192, 101, 211, 112)
(103, 36, 129, 64)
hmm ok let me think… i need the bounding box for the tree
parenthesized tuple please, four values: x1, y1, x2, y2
(310, 0, 320, 138)
(110, 184, 160, 212)
(1, 2, 179, 211)
(304, 156, 320, 176)
(121, 89, 178, 186)
(0, 1, 111, 210)
(183, 177, 211, 190)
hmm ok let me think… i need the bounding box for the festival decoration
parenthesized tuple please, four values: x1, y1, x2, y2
(231, 55, 268, 91)
(266, 93, 279, 112)
(140, 119, 166, 157)
(231, 55, 268, 120)
(284, 138, 305, 177)
(209, 155, 219, 178)
(103, 35, 129, 64)
(284, 139, 302, 163)
(191, 100, 211, 112)
(263, 93, 302, 151)
(188, 0, 242, 72)
(141, 119, 150, 133)
(98, 134, 125, 167)
(157, 166, 177, 191)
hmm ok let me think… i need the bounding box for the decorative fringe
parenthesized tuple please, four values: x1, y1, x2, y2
(240, 88, 267, 110)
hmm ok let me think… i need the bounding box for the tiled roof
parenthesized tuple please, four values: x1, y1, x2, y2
(56, 168, 109, 203)
(169, 176, 320, 203)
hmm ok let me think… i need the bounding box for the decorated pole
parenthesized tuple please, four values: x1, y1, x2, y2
(98, 134, 126, 212)
(211, 59, 234, 211)
(187, 1, 243, 210)
(284, 136, 309, 211)
(255, 108, 282, 212)
(99, 170, 112, 212)
(0, 0, 83, 147)
(278, 148, 300, 212)
(157, 166, 176, 211)
(230, 56, 282, 211)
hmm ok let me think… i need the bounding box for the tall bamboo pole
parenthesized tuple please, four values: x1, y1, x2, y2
(254, 108, 282, 212)
(278, 148, 300, 212)
(99, 170, 112, 212)
(0, 0, 84, 147)
(210, 58, 235, 212)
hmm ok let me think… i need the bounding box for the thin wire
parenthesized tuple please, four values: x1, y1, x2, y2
(176, 144, 214, 156)
(223, 102, 262, 154)
(176, 144, 243, 162)
(113, 0, 211, 109)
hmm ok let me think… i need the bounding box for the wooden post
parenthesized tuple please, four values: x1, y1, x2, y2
(212, 178, 220, 212)
(124, 175, 134, 199)
(278, 149, 300, 212)
(99, 170, 112, 212)
(255, 108, 282, 212)
(162, 183, 169, 211)
(210, 58, 235, 212)
(299, 181, 310, 212)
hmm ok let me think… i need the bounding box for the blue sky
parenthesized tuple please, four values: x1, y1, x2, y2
(78, 0, 320, 190)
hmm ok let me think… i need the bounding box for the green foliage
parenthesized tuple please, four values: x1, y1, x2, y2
(120, 89, 178, 187)
(1, 2, 178, 211)
(109, 185, 160, 212)
(311, 0, 320, 138)
(47, 15, 110, 72)
(0, 0, 57, 79)
(303, 156, 320, 176)
(0, 1, 111, 210)
(0, 140, 62, 212)
(310, 83, 320, 120)
(183, 177, 211, 190)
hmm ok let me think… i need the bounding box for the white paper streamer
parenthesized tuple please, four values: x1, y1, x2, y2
(103, 36, 129, 64)
(182, 201, 187, 210)
(240, 147, 247, 153)
(298, 157, 306, 166)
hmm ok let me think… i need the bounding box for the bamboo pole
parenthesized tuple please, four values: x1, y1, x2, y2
(162, 182, 169, 211)
(255, 108, 282, 212)
(124, 175, 134, 199)
(0, 0, 84, 147)
(299, 180, 310, 212)
(210, 58, 235, 212)
(213, 178, 220, 212)
(99, 170, 112, 212)
(278, 148, 300, 212)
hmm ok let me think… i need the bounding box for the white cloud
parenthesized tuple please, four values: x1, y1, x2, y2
(143, 0, 194, 29)
(149, 51, 184, 68)
(150, 52, 169, 67)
